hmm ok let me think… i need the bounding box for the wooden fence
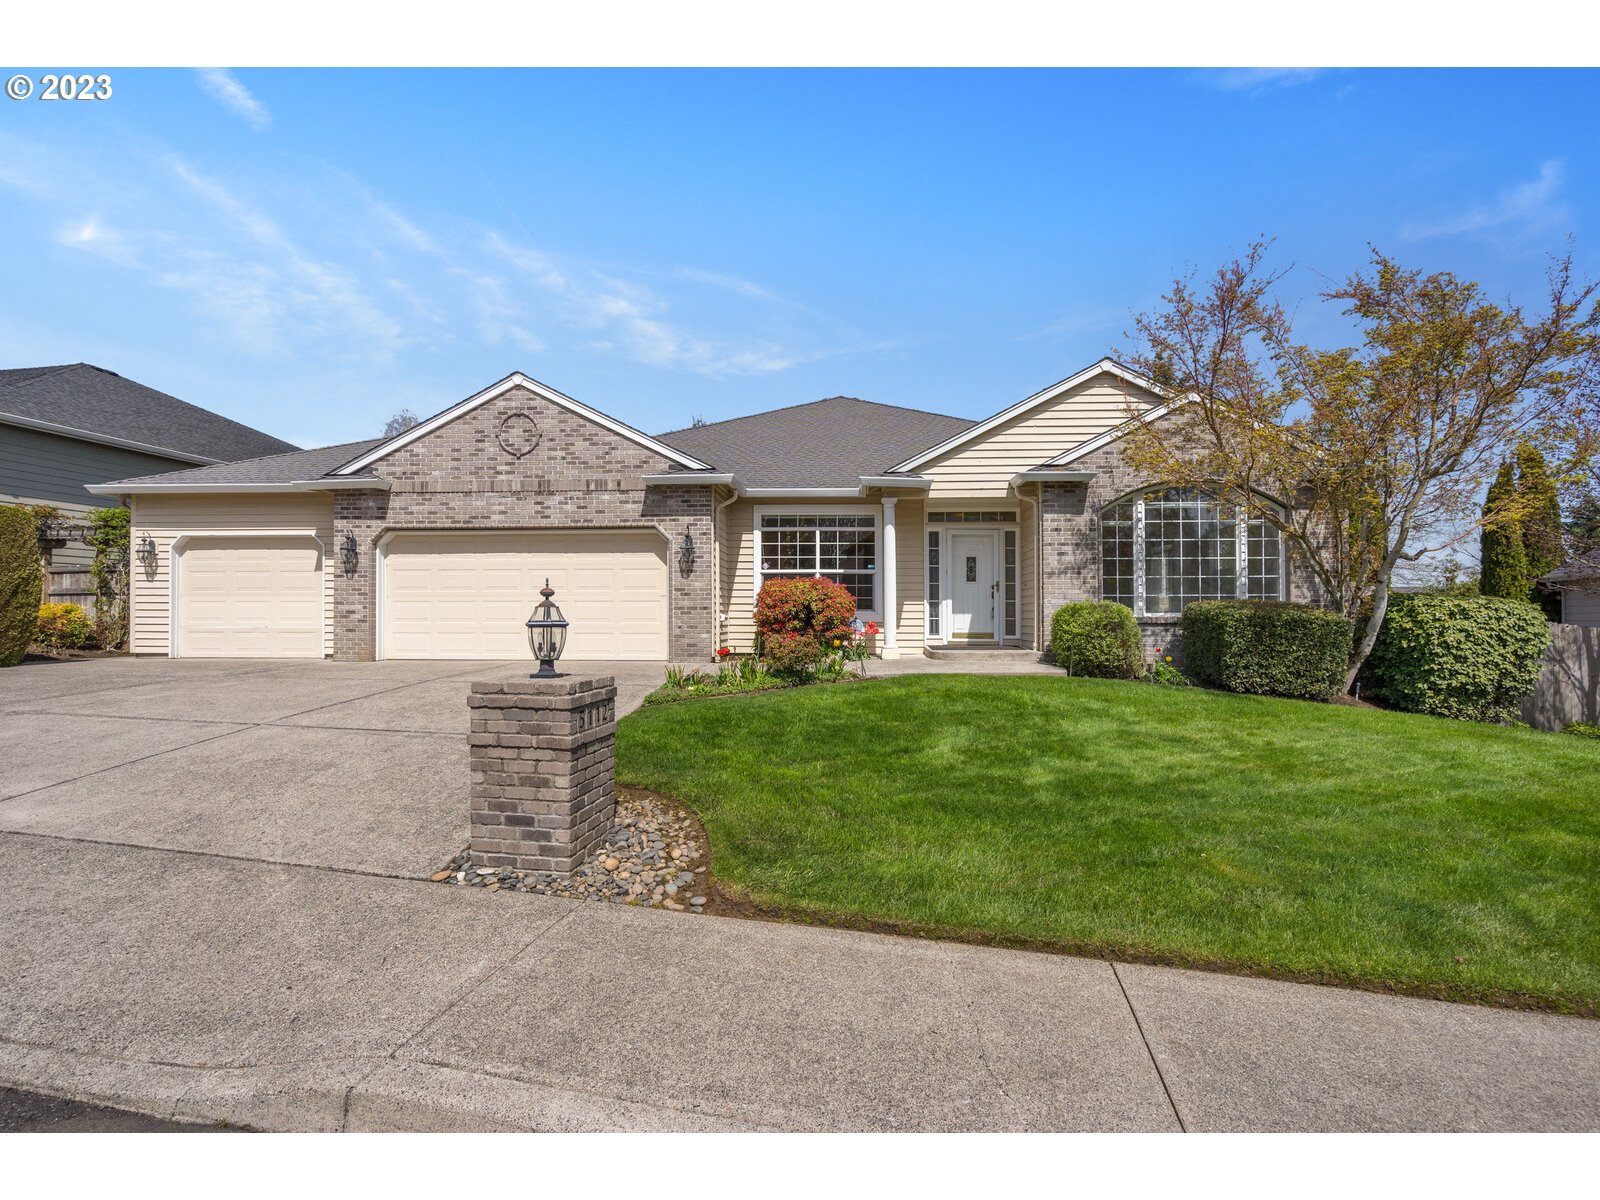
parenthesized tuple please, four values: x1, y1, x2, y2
(45, 567, 99, 619)
(1520, 623, 1600, 732)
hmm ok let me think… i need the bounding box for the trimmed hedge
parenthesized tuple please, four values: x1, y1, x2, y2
(1362, 594, 1550, 723)
(1049, 601, 1142, 679)
(0, 506, 42, 667)
(1183, 600, 1351, 701)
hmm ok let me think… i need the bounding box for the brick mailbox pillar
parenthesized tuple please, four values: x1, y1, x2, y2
(468, 676, 618, 873)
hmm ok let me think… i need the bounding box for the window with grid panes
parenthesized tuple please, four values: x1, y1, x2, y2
(758, 514, 877, 612)
(1099, 487, 1283, 615)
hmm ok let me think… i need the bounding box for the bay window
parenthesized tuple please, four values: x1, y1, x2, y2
(758, 512, 878, 613)
(1101, 487, 1284, 615)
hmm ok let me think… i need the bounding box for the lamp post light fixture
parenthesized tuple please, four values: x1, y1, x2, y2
(525, 578, 569, 678)
(340, 533, 359, 576)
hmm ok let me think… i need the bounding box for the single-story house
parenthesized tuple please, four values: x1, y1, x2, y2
(2, 362, 297, 578)
(1539, 553, 1600, 628)
(92, 358, 1318, 661)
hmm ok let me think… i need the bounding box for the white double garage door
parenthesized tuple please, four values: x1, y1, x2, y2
(175, 530, 669, 660)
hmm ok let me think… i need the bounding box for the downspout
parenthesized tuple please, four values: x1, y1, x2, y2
(714, 486, 741, 653)
(1016, 481, 1043, 652)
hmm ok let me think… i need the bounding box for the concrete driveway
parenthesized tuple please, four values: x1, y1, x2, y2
(0, 656, 666, 878)
(2, 654, 1596, 1132)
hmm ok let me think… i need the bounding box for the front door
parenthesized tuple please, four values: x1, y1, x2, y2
(948, 531, 998, 641)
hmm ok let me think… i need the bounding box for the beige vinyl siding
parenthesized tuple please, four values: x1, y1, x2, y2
(716, 495, 924, 655)
(919, 374, 1162, 498)
(130, 492, 335, 656)
(893, 497, 926, 653)
(718, 497, 757, 653)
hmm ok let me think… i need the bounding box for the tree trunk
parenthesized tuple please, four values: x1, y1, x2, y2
(1344, 571, 1392, 693)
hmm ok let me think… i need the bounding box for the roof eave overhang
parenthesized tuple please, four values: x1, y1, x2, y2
(86, 478, 393, 496)
(1009, 470, 1098, 486)
(858, 475, 931, 491)
(2, 412, 222, 466)
(740, 487, 862, 499)
(641, 472, 738, 487)
(332, 372, 713, 476)
(643, 476, 930, 498)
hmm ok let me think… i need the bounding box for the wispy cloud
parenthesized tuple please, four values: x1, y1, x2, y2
(673, 267, 779, 302)
(1400, 160, 1568, 242)
(1204, 68, 1325, 95)
(489, 233, 807, 377)
(1, 125, 869, 383)
(195, 69, 271, 130)
(371, 200, 437, 254)
(1017, 306, 1123, 343)
(168, 158, 405, 356)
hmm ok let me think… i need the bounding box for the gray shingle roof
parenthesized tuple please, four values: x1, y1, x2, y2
(0, 363, 298, 462)
(1541, 552, 1600, 586)
(656, 396, 974, 487)
(99, 394, 975, 491)
(105, 440, 385, 487)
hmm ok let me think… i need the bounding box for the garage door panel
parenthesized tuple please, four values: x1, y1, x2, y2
(382, 531, 668, 660)
(177, 537, 325, 659)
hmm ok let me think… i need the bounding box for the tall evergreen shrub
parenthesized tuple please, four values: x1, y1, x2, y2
(0, 506, 43, 667)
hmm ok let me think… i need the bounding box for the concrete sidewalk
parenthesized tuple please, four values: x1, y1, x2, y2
(1, 830, 1595, 1132)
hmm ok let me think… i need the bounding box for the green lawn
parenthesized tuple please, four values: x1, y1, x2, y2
(616, 674, 1600, 1013)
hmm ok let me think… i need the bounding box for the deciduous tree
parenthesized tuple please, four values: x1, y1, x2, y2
(1118, 242, 1600, 691)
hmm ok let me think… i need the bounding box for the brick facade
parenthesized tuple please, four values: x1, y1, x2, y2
(1037, 436, 1324, 664)
(468, 676, 617, 873)
(330, 385, 715, 661)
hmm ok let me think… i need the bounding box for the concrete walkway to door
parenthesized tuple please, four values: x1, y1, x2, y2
(0, 655, 1596, 1131)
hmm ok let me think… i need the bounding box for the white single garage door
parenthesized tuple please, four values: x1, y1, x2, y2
(381, 530, 669, 660)
(176, 536, 325, 658)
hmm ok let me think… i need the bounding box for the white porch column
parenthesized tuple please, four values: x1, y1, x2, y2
(881, 497, 899, 658)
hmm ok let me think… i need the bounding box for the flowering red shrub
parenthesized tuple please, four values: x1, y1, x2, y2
(754, 576, 857, 641)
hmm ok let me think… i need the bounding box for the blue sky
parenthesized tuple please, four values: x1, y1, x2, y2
(0, 67, 1595, 449)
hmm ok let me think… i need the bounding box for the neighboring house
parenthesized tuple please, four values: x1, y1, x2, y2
(1540, 554, 1600, 628)
(1, 364, 298, 582)
(93, 358, 1319, 661)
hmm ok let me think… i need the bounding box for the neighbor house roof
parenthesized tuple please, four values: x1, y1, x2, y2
(0, 363, 298, 464)
(1540, 552, 1600, 587)
(656, 396, 975, 489)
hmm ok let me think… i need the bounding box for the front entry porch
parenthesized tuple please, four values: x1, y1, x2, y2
(915, 506, 1028, 653)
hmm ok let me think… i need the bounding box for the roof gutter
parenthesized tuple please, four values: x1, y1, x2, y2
(85, 478, 394, 496)
(1009, 470, 1097, 486)
(641, 473, 738, 487)
(2, 412, 223, 465)
(857, 475, 931, 492)
(740, 487, 862, 499)
(642, 474, 930, 499)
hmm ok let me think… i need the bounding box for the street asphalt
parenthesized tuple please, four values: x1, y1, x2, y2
(0, 656, 1595, 1131)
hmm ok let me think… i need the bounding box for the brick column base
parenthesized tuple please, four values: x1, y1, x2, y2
(468, 675, 617, 874)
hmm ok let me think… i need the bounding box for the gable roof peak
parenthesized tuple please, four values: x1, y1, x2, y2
(888, 357, 1170, 472)
(331, 369, 711, 476)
